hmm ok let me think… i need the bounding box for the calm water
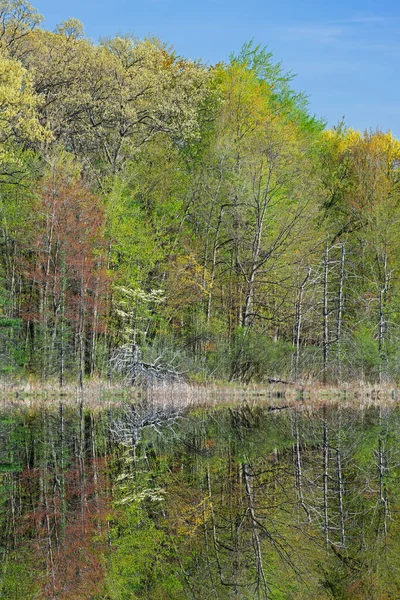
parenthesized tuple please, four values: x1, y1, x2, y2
(0, 396, 399, 599)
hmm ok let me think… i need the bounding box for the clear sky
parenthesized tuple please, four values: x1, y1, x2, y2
(32, 0, 400, 136)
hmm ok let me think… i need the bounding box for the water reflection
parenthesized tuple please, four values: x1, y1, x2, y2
(0, 398, 399, 598)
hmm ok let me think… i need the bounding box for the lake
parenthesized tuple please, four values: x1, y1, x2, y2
(0, 389, 398, 599)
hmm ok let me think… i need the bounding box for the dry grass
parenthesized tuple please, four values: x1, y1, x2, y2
(0, 378, 398, 411)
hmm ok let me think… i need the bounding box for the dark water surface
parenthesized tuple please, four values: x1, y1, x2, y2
(0, 395, 399, 599)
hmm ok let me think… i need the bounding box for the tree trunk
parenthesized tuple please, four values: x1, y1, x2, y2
(294, 268, 310, 381)
(323, 240, 330, 384)
(336, 243, 345, 379)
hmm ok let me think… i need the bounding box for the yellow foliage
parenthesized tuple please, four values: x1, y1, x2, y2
(166, 254, 211, 312)
(167, 486, 212, 538)
(22, 29, 210, 175)
(0, 50, 49, 164)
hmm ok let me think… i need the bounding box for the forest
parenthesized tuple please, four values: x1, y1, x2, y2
(2, 3, 400, 598)
(1, 0, 400, 386)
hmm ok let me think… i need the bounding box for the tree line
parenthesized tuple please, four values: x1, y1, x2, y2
(0, 0, 400, 384)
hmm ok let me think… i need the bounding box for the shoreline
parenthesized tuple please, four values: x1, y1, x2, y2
(0, 379, 398, 409)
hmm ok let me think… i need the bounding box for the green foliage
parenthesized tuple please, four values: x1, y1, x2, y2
(0, 289, 25, 374)
(106, 449, 185, 599)
(230, 40, 325, 133)
(0, 1, 398, 385)
(348, 325, 381, 381)
(228, 329, 294, 382)
(107, 509, 184, 599)
(0, 548, 43, 599)
(4, 401, 400, 597)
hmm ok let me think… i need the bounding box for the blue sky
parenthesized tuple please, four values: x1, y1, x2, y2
(33, 0, 400, 136)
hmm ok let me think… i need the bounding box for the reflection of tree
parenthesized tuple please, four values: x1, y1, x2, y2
(0, 403, 112, 599)
(198, 405, 302, 599)
(110, 400, 183, 452)
(4, 401, 400, 598)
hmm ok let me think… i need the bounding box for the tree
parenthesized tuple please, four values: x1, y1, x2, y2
(23, 156, 109, 382)
(23, 27, 211, 182)
(0, 50, 48, 176)
(193, 49, 323, 380)
(0, 0, 42, 58)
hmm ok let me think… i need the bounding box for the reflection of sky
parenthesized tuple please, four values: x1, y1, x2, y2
(34, 0, 400, 137)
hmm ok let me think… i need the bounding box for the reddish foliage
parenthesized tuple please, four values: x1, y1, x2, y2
(22, 171, 110, 335)
(18, 457, 113, 599)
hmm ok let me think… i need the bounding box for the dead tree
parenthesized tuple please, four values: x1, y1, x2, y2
(336, 243, 346, 378)
(110, 343, 184, 386)
(293, 267, 311, 381)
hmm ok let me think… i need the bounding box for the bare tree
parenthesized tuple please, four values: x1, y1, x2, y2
(110, 343, 184, 386)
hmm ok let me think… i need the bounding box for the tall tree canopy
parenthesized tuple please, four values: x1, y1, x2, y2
(0, 1, 399, 384)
